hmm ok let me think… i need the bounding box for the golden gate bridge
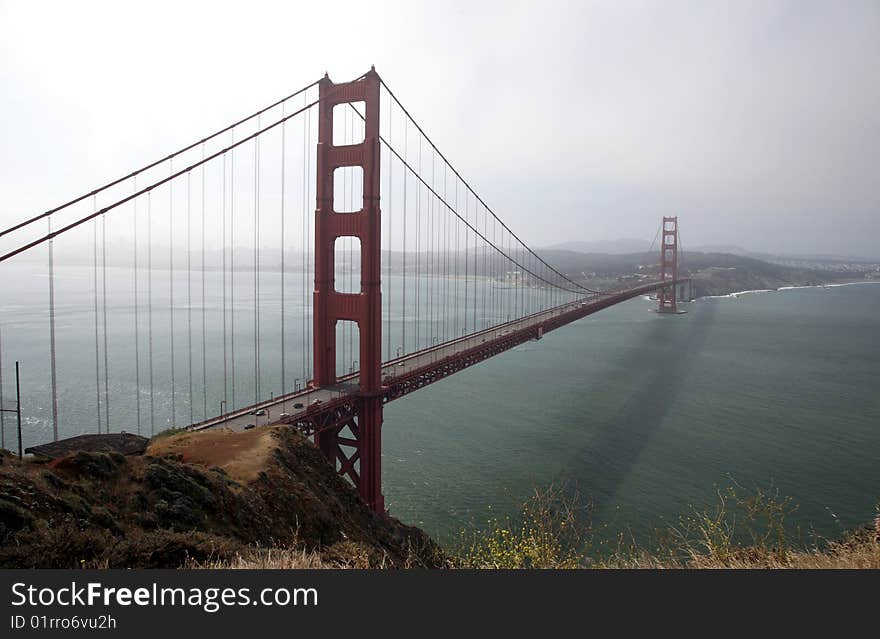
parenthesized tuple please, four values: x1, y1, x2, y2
(0, 67, 685, 512)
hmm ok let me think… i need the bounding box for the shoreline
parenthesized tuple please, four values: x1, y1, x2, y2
(694, 279, 880, 301)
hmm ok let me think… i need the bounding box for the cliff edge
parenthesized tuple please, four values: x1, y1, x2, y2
(0, 426, 444, 568)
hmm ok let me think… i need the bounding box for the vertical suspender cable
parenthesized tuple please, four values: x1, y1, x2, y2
(280, 103, 286, 394)
(454, 176, 459, 337)
(415, 138, 421, 350)
(509, 230, 514, 320)
(385, 98, 394, 360)
(222, 152, 228, 411)
(515, 237, 520, 319)
(253, 118, 260, 403)
(305, 106, 312, 380)
(483, 206, 488, 327)
(168, 160, 176, 427)
(147, 192, 155, 434)
(429, 147, 434, 348)
(230, 133, 236, 409)
(301, 98, 307, 384)
(133, 183, 141, 434)
(473, 196, 478, 331)
(201, 145, 207, 418)
(187, 171, 193, 425)
(446, 167, 450, 341)
(48, 217, 58, 440)
(101, 211, 110, 431)
(442, 164, 447, 342)
(402, 116, 407, 353)
(93, 210, 102, 433)
(347, 110, 354, 371)
(463, 190, 468, 334)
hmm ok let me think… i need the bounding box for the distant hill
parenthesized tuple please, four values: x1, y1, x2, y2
(534, 248, 865, 298)
(544, 239, 653, 254)
(545, 240, 879, 265)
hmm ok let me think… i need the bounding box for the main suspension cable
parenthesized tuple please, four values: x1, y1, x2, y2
(348, 102, 594, 296)
(377, 77, 598, 296)
(1, 79, 321, 240)
(1, 74, 369, 265)
(352, 103, 588, 296)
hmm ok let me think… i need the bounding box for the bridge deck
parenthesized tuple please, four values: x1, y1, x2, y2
(191, 280, 676, 435)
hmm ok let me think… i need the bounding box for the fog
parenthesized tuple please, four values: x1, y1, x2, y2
(2, 0, 878, 258)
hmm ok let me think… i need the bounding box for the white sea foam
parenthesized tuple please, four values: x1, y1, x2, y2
(699, 289, 774, 300)
(699, 280, 880, 300)
(818, 281, 880, 289)
(777, 281, 880, 292)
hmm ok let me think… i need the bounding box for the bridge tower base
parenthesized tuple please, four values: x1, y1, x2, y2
(312, 68, 385, 513)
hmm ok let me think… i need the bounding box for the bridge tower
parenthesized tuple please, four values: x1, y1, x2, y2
(658, 216, 679, 313)
(312, 68, 385, 512)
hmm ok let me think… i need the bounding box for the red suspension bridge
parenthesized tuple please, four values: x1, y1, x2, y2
(0, 68, 686, 512)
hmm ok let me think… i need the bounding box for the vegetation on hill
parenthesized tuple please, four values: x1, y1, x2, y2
(455, 484, 880, 569)
(535, 248, 860, 298)
(2, 427, 876, 569)
(0, 427, 443, 568)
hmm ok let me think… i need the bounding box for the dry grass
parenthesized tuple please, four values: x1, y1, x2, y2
(598, 533, 880, 569)
(457, 484, 880, 570)
(148, 426, 278, 483)
(185, 484, 880, 570)
(187, 547, 338, 569)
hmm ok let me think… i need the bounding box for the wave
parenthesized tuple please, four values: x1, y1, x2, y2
(699, 280, 880, 301)
(699, 289, 774, 300)
(778, 281, 880, 291)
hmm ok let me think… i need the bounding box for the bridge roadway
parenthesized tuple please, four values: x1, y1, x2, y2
(190, 279, 676, 435)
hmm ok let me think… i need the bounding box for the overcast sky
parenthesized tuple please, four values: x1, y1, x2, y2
(2, 0, 878, 258)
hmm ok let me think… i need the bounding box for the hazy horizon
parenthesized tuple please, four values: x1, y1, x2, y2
(2, 0, 878, 259)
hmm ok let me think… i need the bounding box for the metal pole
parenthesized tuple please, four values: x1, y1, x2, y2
(15, 361, 22, 460)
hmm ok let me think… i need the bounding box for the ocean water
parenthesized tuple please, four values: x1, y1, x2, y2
(0, 260, 877, 546)
(381, 283, 880, 544)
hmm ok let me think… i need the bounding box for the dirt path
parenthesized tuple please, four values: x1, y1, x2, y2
(148, 427, 277, 483)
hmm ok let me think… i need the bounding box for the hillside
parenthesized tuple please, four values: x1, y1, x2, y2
(534, 249, 859, 297)
(0, 427, 444, 568)
(2, 426, 877, 569)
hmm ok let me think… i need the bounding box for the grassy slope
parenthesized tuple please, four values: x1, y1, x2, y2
(3, 429, 876, 569)
(196, 485, 880, 570)
(452, 486, 880, 569)
(0, 427, 444, 568)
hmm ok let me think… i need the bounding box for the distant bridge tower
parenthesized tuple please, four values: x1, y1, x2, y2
(658, 216, 679, 313)
(312, 68, 385, 512)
